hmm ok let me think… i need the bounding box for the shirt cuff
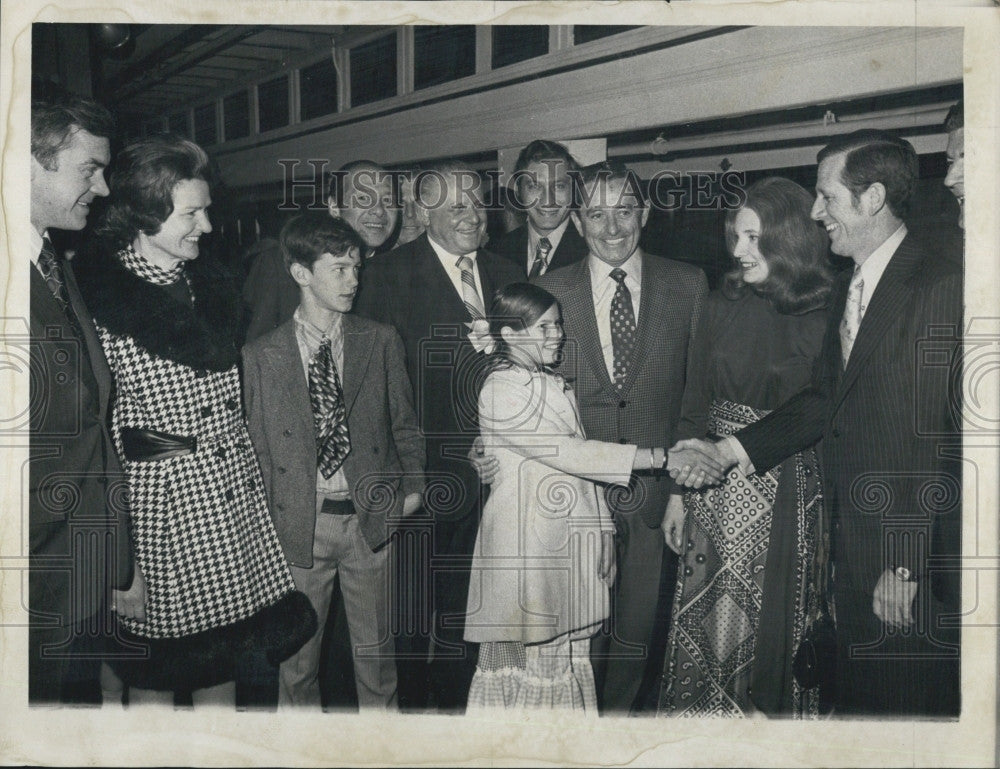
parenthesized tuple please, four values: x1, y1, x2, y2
(722, 435, 754, 475)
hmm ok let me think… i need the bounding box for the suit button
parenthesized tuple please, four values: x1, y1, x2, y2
(225, 490, 235, 502)
(278, 466, 287, 474)
(225, 398, 238, 411)
(618, 400, 627, 409)
(618, 438, 627, 444)
(373, 446, 379, 454)
(214, 447, 227, 459)
(200, 406, 213, 418)
(194, 369, 208, 379)
(283, 428, 292, 437)
(277, 504, 285, 512)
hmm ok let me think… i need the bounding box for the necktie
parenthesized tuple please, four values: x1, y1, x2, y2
(456, 255, 485, 321)
(37, 237, 85, 339)
(839, 265, 864, 367)
(528, 237, 552, 280)
(609, 268, 636, 388)
(309, 336, 351, 478)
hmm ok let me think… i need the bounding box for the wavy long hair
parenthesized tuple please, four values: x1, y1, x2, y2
(721, 177, 834, 315)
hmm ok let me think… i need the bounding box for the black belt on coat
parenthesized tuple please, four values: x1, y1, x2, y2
(319, 498, 355, 516)
(120, 427, 196, 462)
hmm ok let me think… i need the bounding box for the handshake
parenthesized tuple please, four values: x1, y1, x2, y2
(665, 438, 739, 489)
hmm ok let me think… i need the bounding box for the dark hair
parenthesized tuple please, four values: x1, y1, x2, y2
(279, 211, 365, 273)
(944, 100, 963, 132)
(98, 134, 211, 249)
(487, 282, 558, 365)
(816, 129, 917, 220)
(572, 161, 646, 209)
(326, 159, 389, 209)
(721, 177, 834, 315)
(31, 80, 115, 170)
(513, 139, 579, 187)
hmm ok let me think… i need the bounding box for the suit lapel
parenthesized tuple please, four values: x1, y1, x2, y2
(413, 236, 467, 322)
(266, 323, 314, 434)
(63, 262, 111, 408)
(563, 261, 617, 395)
(836, 236, 922, 405)
(549, 226, 586, 272)
(620, 253, 661, 395)
(341, 314, 375, 417)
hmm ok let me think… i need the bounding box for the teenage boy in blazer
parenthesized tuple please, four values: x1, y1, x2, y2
(243, 212, 424, 708)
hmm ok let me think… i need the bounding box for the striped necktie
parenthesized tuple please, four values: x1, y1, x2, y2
(456, 255, 485, 321)
(528, 237, 552, 280)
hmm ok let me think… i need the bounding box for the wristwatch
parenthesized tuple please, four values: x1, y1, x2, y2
(893, 566, 917, 582)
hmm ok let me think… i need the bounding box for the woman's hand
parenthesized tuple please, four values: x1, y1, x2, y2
(112, 564, 147, 622)
(598, 530, 617, 587)
(661, 494, 686, 554)
(468, 435, 500, 485)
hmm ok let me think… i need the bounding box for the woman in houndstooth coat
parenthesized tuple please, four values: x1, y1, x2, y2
(75, 135, 315, 702)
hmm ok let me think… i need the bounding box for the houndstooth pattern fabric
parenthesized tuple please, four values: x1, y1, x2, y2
(309, 337, 351, 479)
(97, 326, 295, 638)
(119, 244, 186, 286)
(609, 268, 636, 388)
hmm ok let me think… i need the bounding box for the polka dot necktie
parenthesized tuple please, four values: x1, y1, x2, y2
(609, 268, 636, 389)
(839, 265, 864, 368)
(309, 336, 351, 478)
(528, 237, 552, 280)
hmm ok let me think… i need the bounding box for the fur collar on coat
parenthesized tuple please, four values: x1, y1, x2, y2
(75, 240, 240, 372)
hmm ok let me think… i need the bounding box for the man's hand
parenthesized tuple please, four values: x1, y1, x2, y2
(112, 564, 147, 622)
(468, 435, 499, 485)
(598, 530, 617, 586)
(661, 494, 686, 554)
(402, 492, 423, 516)
(872, 568, 918, 628)
(667, 438, 734, 488)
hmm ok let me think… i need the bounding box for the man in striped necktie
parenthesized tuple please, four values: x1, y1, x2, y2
(354, 161, 521, 712)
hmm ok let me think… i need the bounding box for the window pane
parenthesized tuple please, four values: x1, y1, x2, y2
(300, 57, 339, 121)
(414, 26, 475, 91)
(573, 26, 642, 45)
(223, 90, 250, 141)
(193, 103, 217, 146)
(258, 75, 290, 133)
(351, 34, 397, 107)
(167, 111, 189, 137)
(492, 26, 548, 69)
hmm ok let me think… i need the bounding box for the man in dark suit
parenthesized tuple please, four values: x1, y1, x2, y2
(243, 213, 424, 709)
(684, 130, 962, 716)
(354, 161, 522, 711)
(536, 161, 708, 713)
(28, 84, 140, 703)
(492, 139, 589, 278)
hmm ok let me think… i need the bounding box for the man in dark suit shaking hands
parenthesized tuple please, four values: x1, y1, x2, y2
(28, 83, 141, 703)
(685, 130, 962, 716)
(354, 161, 522, 711)
(537, 161, 709, 713)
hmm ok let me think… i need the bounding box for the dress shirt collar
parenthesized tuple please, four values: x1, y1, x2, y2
(527, 217, 570, 258)
(29, 228, 46, 265)
(855, 223, 906, 306)
(293, 306, 344, 355)
(427, 234, 476, 266)
(587, 250, 643, 293)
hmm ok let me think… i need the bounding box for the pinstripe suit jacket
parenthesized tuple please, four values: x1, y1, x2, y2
(738, 232, 962, 613)
(538, 253, 708, 528)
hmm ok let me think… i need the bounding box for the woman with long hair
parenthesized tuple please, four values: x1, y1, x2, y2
(75, 134, 315, 706)
(658, 177, 834, 718)
(464, 282, 708, 712)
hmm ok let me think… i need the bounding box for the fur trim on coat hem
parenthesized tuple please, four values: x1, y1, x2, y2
(107, 591, 317, 692)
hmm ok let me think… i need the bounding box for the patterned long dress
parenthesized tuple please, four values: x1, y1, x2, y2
(76, 244, 314, 691)
(658, 290, 828, 718)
